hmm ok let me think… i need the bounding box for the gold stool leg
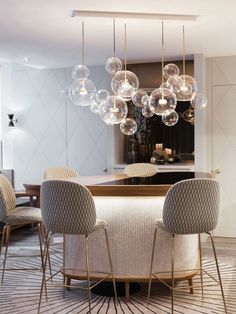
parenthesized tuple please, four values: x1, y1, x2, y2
(198, 234, 204, 299)
(37, 232, 52, 314)
(103, 228, 118, 305)
(85, 235, 92, 313)
(47, 252, 53, 281)
(38, 222, 44, 270)
(208, 232, 227, 314)
(148, 227, 158, 304)
(1, 224, 11, 285)
(63, 234, 66, 297)
(42, 230, 52, 281)
(46, 230, 53, 281)
(171, 234, 175, 314)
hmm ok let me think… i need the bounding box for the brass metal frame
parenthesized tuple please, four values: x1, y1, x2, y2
(37, 227, 118, 314)
(148, 228, 228, 313)
(0, 221, 44, 285)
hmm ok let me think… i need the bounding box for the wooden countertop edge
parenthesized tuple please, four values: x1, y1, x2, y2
(23, 174, 171, 196)
(86, 184, 171, 196)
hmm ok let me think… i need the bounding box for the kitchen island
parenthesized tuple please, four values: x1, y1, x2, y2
(50, 172, 211, 299)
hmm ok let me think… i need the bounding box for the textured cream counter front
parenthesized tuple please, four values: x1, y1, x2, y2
(65, 195, 198, 281)
(23, 174, 199, 281)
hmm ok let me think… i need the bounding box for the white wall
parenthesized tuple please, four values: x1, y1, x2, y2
(194, 54, 210, 172)
(0, 65, 3, 168)
(0, 63, 114, 189)
(206, 55, 236, 237)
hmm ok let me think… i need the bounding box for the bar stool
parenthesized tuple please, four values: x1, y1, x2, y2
(38, 180, 117, 314)
(44, 166, 79, 179)
(148, 178, 227, 313)
(123, 163, 158, 177)
(0, 174, 44, 285)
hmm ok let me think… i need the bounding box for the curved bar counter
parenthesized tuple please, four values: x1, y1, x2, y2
(24, 172, 211, 285)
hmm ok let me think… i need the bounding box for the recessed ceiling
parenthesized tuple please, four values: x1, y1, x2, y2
(0, 0, 236, 68)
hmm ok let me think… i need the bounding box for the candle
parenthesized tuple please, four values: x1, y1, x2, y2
(165, 148, 172, 155)
(155, 143, 163, 150)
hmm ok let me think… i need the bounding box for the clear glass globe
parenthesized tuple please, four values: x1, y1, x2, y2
(191, 93, 207, 110)
(99, 95, 128, 125)
(96, 89, 109, 104)
(149, 87, 177, 116)
(167, 75, 183, 93)
(68, 79, 96, 106)
(141, 94, 149, 106)
(142, 104, 155, 118)
(90, 100, 100, 114)
(120, 118, 137, 135)
(182, 107, 195, 123)
(160, 81, 174, 92)
(72, 64, 90, 82)
(162, 110, 179, 126)
(105, 57, 123, 75)
(111, 70, 139, 101)
(175, 75, 198, 101)
(132, 89, 148, 107)
(163, 63, 180, 79)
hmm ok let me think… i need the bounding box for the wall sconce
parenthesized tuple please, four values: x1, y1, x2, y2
(8, 114, 17, 127)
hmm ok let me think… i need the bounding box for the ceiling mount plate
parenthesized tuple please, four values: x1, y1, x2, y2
(72, 10, 198, 22)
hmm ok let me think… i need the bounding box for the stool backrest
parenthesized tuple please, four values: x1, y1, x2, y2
(40, 180, 96, 235)
(0, 174, 16, 221)
(123, 163, 158, 177)
(44, 167, 79, 180)
(163, 178, 220, 234)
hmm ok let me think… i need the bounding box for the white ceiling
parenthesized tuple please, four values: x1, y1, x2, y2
(0, 0, 236, 68)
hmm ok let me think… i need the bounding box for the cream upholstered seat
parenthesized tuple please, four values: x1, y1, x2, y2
(148, 178, 227, 313)
(123, 163, 158, 177)
(38, 180, 117, 314)
(0, 174, 43, 285)
(43, 166, 78, 179)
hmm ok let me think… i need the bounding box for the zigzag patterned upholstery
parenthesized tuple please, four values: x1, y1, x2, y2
(38, 180, 117, 313)
(44, 167, 79, 180)
(0, 174, 41, 224)
(161, 178, 220, 234)
(40, 180, 106, 235)
(123, 163, 158, 177)
(148, 178, 227, 313)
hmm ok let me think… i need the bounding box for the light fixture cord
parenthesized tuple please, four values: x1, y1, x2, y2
(124, 23, 127, 81)
(161, 20, 164, 86)
(182, 25, 186, 76)
(82, 21, 85, 65)
(113, 19, 116, 109)
(113, 19, 116, 62)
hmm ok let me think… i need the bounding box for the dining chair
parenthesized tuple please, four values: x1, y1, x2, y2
(123, 163, 158, 177)
(44, 166, 79, 179)
(38, 180, 117, 314)
(0, 174, 44, 285)
(148, 178, 227, 313)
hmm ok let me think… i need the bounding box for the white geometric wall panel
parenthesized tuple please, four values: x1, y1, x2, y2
(210, 56, 236, 237)
(1, 64, 111, 189)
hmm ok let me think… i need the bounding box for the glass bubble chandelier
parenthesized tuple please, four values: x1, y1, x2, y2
(149, 21, 177, 120)
(111, 24, 139, 102)
(99, 20, 129, 126)
(69, 22, 96, 107)
(69, 17, 207, 135)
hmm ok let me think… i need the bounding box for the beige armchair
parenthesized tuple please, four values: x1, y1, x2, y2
(123, 163, 158, 177)
(0, 174, 43, 285)
(44, 166, 79, 180)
